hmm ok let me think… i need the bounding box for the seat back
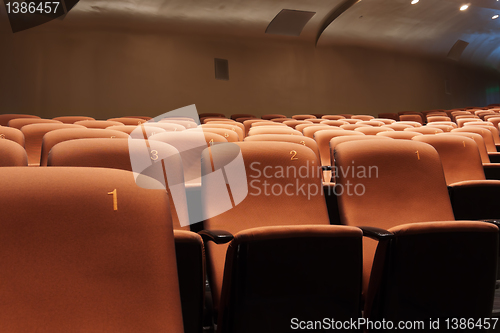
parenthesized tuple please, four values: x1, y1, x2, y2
(74, 120, 124, 129)
(302, 125, 335, 138)
(399, 114, 423, 124)
(292, 114, 316, 120)
(412, 135, 485, 184)
(201, 123, 244, 140)
(0, 125, 25, 146)
(282, 120, 312, 128)
(40, 128, 129, 166)
(322, 115, 347, 120)
(0, 114, 40, 126)
(355, 127, 394, 135)
(334, 140, 454, 293)
(438, 132, 490, 164)
(352, 115, 374, 121)
(108, 117, 148, 125)
(21, 123, 85, 166)
(198, 128, 239, 142)
(0, 139, 28, 166)
(314, 129, 364, 167)
(380, 123, 414, 131)
(143, 122, 186, 132)
(150, 130, 222, 189)
(244, 134, 319, 160)
(261, 114, 286, 120)
(248, 126, 301, 136)
(201, 141, 329, 311)
(0, 167, 183, 332)
(328, 136, 393, 181)
(53, 116, 95, 123)
(404, 126, 443, 134)
(8, 118, 62, 129)
(452, 127, 497, 152)
(377, 113, 399, 121)
(376, 131, 422, 140)
(320, 120, 349, 127)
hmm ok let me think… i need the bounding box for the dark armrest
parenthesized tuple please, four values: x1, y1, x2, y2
(322, 165, 332, 171)
(496, 144, 500, 153)
(484, 163, 500, 180)
(488, 153, 500, 164)
(198, 230, 234, 244)
(359, 226, 394, 241)
(482, 219, 500, 229)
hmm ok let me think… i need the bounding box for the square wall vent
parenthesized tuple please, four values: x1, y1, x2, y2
(215, 58, 229, 81)
(265, 9, 315, 36)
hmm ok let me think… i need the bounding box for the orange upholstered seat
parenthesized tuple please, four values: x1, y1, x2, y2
(0, 167, 184, 332)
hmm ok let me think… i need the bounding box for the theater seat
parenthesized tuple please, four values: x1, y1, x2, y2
(261, 114, 286, 120)
(404, 126, 443, 134)
(377, 113, 399, 121)
(244, 134, 320, 160)
(365, 221, 497, 324)
(376, 131, 422, 140)
(314, 129, 364, 183)
(0, 125, 25, 147)
(282, 120, 313, 129)
(215, 225, 363, 333)
(8, 118, 62, 129)
(320, 120, 348, 127)
(197, 128, 239, 142)
(230, 113, 256, 120)
(53, 116, 95, 123)
(333, 140, 455, 294)
(0, 114, 40, 126)
(201, 124, 244, 140)
(40, 128, 129, 166)
(0, 167, 184, 332)
(47, 138, 204, 333)
(248, 126, 301, 136)
(322, 115, 346, 120)
(74, 120, 125, 129)
(21, 123, 85, 166)
(291, 114, 316, 120)
(351, 115, 374, 121)
(0, 139, 28, 166)
(399, 114, 423, 124)
(355, 127, 394, 135)
(303, 125, 335, 138)
(108, 117, 147, 125)
(412, 134, 500, 220)
(200, 142, 330, 318)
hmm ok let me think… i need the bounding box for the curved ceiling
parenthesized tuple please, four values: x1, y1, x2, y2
(1, 0, 500, 69)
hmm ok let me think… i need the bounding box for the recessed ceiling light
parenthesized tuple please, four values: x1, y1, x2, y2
(460, 4, 469, 10)
(411, 0, 419, 4)
(493, 14, 499, 19)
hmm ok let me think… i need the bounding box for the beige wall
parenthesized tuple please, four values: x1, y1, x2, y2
(1, 26, 499, 119)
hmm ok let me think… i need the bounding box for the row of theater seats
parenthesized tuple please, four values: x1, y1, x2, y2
(0, 109, 499, 332)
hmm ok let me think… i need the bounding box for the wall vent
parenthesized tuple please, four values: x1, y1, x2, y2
(215, 58, 229, 81)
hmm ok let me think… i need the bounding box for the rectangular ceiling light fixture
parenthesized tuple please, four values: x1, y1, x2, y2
(265, 9, 315, 36)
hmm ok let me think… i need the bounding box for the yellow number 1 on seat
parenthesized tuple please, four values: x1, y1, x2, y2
(108, 189, 118, 211)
